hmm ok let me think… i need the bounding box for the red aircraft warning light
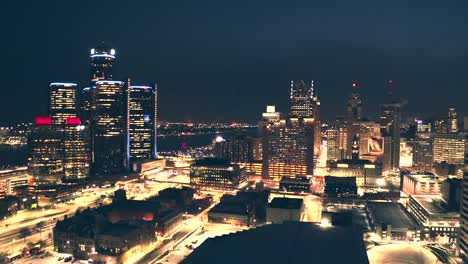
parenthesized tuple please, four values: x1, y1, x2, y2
(35, 116, 52, 125)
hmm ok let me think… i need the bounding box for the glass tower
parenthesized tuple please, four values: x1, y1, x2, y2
(93, 81, 126, 174)
(127, 84, 158, 163)
(49, 82, 78, 125)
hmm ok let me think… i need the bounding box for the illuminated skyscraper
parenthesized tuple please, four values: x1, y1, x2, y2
(127, 84, 158, 164)
(413, 137, 433, 172)
(289, 80, 315, 119)
(28, 117, 63, 191)
(49, 82, 78, 124)
(432, 133, 465, 165)
(81, 86, 95, 125)
(458, 136, 468, 260)
(93, 81, 126, 174)
(90, 44, 115, 82)
(380, 102, 401, 170)
(289, 80, 320, 159)
(63, 117, 90, 181)
(82, 44, 116, 125)
(434, 119, 449, 134)
(448, 107, 459, 133)
(346, 83, 363, 121)
(326, 123, 340, 161)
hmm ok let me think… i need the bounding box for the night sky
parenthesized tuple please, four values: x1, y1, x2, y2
(1, 0, 467, 125)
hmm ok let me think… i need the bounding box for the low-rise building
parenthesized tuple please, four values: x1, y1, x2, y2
(407, 195, 459, 242)
(279, 176, 311, 193)
(328, 159, 382, 186)
(208, 198, 253, 227)
(155, 210, 183, 237)
(367, 202, 419, 241)
(324, 176, 357, 197)
(190, 158, 247, 190)
(402, 173, 440, 196)
(53, 197, 184, 262)
(0, 168, 29, 199)
(267, 197, 304, 224)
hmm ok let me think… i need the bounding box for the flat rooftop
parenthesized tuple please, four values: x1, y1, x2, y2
(182, 222, 369, 264)
(209, 202, 250, 215)
(269, 198, 303, 210)
(411, 195, 447, 214)
(367, 202, 417, 229)
(405, 173, 439, 183)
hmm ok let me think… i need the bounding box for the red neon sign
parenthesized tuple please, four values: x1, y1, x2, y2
(35, 117, 52, 125)
(66, 117, 82, 125)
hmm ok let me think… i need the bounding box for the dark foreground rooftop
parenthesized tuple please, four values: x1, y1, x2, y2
(367, 202, 417, 229)
(181, 222, 369, 264)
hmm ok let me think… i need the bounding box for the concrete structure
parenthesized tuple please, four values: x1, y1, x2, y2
(368, 244, 438, 264)
(190, 158, 247, 189)
(441, 178, 462, 211)
(379, 102, 401, 171)
(402, 173, 440, 196)
(367, 202, 419, 241)
(432, 133, 465, 165)
(0, 168, 29, 198)
(407, 195, 459, 242)
(279, 176, 311, 193)
(328, 159, 382, 186)
(208, 200, 253, 227)
(182, 222, 369, 264)
(458, 138, 468, 260)
(266, 197, 304, 224)
(324, 176, 357, 197)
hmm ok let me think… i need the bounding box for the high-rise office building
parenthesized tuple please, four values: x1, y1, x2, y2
(63, 117, 90, 181)
(326, 123, 340, 161)
(289, 80, 320, 159)
(214, 135, 257, 163)
(93, 80, 126, 174)
(28, 117, 64, 190)
(90, 44, 115, 83)
(379, 102, 401, 170)
(458, 136, 468, 260)
(433, 119, 449, 134)
(432, 133, 465, 165)
(262, 118, 314, 179)
(82, 44, 116, 125)
(49, 82, 78, 124)
(81, 87, 95, 126)
(448, 107, 459, 133)
(289, 80, 315, 119)
(127, 84, 158, 164)
(346, 83, 363, 121)
(416, 119, 431, 135)
(413, 137, 433, 172)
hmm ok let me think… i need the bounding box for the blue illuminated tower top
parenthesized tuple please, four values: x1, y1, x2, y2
(90, 42, 115, 83)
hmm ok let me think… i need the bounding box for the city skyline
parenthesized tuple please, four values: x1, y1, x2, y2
(2, 1, 468, 124)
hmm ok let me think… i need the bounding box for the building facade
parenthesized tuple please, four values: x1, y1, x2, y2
(379, 102, 401, 170)
(190, 158, 247, 189)
(127, 84, 158, 164)
(28, 118, 64, 189)
(458, 137, 468, 260)
(49, 82, 78, 125)
(93, 81, 127, 174)
(402, 173, 440, 196)
(432, 133, 465, 165)
(407, 195, 459, 242)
